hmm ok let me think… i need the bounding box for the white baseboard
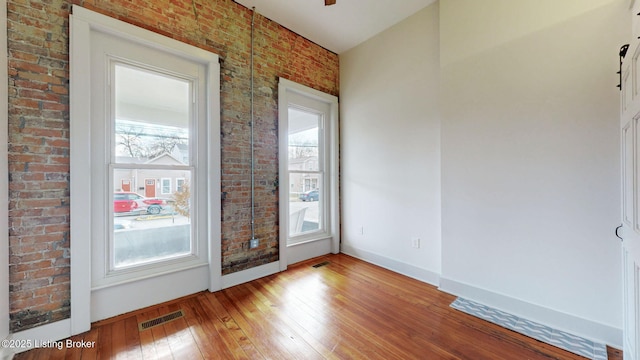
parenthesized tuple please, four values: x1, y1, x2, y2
(0, 338, 12, 360)
(6, 319, 71, 355)
(91, 265, 210, 322)
(2, 262, 281, 357)
(340, 244, 621, 348)
(221, 261, 281, 289)
(1, 262, 280, 356)
(341, 244, 440, 286)
(285, 238, 332, 267)
(439, 277, 622, 349)
(4, 256, 622, 355)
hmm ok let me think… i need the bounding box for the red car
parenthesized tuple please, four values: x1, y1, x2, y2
(113, 192, 166, 215)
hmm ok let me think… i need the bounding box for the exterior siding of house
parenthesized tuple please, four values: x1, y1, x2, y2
(7, 0, 338, 332)
(113, 154, 190, 198)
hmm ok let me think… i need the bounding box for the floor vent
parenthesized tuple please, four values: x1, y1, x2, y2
(312, 261, 330, 268)
(138, 309, 184, 331)
(450, 298, 607, 360)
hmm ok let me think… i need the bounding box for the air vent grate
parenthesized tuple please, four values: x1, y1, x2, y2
(138, 309, 184, 331)
(312, 261, 330, 268)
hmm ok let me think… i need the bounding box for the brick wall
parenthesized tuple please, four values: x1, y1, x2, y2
(7, 0, 339, 331)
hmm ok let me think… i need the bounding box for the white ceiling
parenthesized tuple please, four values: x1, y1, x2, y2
(233, 0, 435, 54)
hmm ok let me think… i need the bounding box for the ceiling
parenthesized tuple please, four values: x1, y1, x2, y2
(232, 0, 436, 54)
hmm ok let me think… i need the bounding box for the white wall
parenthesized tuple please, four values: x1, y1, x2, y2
(340, 0, 629, 347)
(439, 0, 628, 345)
(340, 3, 442, 284)
(440, 0, 624, 68)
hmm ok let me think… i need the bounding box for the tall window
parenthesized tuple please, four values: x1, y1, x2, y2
(176, 178, 186, 192)
(278, 78, 339, 253)
(288, 107, 324, 237)
(70, 5, 221, 330)
(111, 63, 194, 268)
(161, 179, 172, 195)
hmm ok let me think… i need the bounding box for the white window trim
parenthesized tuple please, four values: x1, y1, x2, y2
(176, 177, 186, 192)
(70, 5, 221, 335)
(161, 177, 171, 195)
(0, 0, 9, 344)
(278, 78, 340, 271)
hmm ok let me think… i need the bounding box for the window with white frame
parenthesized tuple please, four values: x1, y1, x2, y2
(109, 62, 196, 270)
(161, 178, 171, 195)
(70, 9, 219, 289)
(278, 78, 339, 248)
(176, 178, 185, 193)
(70, 5, 221, 330)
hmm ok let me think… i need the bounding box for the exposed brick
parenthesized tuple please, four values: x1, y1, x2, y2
(8, 0, 338, 331)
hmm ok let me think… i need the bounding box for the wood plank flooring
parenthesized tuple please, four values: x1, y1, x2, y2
(15, 254, 623, 359)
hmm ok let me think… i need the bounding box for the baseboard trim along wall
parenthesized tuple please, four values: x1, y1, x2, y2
(439, 277, 622, 349)
(0, 345, 12, 360)
(2, 261, 279, 356)
(341, 244, 441, 287)
(221, 261, 281, 289)
(4, 254, 622, 355)
(341, 244, 621, 349)
(7, 318, 72, 355)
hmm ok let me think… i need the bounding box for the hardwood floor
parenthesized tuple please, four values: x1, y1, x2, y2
(15, 254, 623, 359)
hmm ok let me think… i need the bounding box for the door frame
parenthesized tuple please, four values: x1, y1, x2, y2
(69, 6, 221, 335)
(620, 28, 640, 359)
(144, 178, 156, 198)
(0, 0, 9, 346)
(278, 78, 340, 270)
(121, 179, 131, 192)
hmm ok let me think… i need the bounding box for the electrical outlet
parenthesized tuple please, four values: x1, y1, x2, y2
(411, 238, 420, 249)
(249, 238, 259, 249)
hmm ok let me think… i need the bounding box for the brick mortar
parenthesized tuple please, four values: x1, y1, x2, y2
(7, 0, 338, 332)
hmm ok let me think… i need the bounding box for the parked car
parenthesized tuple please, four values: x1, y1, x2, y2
(113, 192, 166, 214)
(299, 189, 319, 202)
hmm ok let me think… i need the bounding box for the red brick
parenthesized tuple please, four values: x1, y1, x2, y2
(17, 198, 62, 209)
(12, 260, 52, 273)
(8, 0, 338, 332)
(10, 296, 50, 312)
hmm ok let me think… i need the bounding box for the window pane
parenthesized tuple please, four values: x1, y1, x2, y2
(112, 63, 195, 269)
(112, 169, 193, 268)
(288, 108, 319, 171)
(114, 64, 190, 164)
(161, 178, 171, 194)
(289, 173, 321, 236)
